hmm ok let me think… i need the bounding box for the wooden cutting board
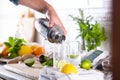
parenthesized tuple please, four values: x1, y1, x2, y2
(4, 61, 43, 80)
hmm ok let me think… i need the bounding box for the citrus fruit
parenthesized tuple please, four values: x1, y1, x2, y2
(57, 60, 68, 68)
(18, 45, 33, 56)
(60, 63, 78, 74)
(31, 45, 38, 50)
(1, 46, 9, 57)
(80, 59, 91, 70)
(69, 54, 78, 59)
(24, 58, 34, 67)
(33, 46, 45, 56)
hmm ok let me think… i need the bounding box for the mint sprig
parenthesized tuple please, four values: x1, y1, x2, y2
(4, 36, 26, 56)
(70, 9, 107, 51)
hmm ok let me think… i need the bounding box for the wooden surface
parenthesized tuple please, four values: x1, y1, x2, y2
(112, 0, 120, 80)
(4, 61, 42, 80)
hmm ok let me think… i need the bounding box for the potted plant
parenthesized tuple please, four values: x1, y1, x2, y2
(70, 9, 107, 52)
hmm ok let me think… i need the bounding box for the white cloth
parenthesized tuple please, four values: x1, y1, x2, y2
(39, 67, 104, 80)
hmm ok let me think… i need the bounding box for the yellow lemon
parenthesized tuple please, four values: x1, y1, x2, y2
(18, 45, 33, 56)
(60, 63, 78, 74)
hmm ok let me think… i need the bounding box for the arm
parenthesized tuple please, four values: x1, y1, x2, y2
(17, 0, 66, 34)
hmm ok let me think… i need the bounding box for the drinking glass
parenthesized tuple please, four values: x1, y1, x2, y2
(66, 41, 81, 67)
(53, 42, 69, 68)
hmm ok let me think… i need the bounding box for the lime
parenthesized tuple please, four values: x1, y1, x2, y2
(24, 58, 34, 67)
(80, 59, 91, 70)
(57, 60, 68, 68)
(69, 54, 78, 59)
(8, 53, 18, 59)
(60, 63, 78, 74)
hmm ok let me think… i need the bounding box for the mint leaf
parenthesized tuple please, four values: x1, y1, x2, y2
(70, 9, 107, 51)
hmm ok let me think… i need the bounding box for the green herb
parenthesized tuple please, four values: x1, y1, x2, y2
(70, 9, 107, 51)
(42, 62, 47, 66)
(47, 59, 53, 66)
(39, 55, 53, 66)
(4, 36, 26, 58)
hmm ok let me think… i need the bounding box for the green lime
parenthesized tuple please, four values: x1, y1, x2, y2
(80, 59, 91, 70)
(8, 53, 18, 59)
(24, 58, 34, 67)
(69, 54, 78, 59)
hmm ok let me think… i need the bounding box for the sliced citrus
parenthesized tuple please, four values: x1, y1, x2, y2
(24, 58, 34, 67)
(69, 54, 78, 59)
(60, 63, 78, 74)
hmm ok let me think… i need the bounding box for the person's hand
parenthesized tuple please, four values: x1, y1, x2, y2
(49, 14, 66, 35)
(48, 12, 67, 35)
(18, 0, 67, 34)
(46, 4, 67, 35)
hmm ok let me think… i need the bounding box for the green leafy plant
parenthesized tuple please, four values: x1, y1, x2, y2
(70, 9, 107, 51)
(4, 36, 26, 58)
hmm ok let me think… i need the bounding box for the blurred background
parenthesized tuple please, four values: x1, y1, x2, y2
(0, 0, 112, 55)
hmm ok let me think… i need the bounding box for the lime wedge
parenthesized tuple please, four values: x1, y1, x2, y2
(57, 60, 68, 68)
(24, 58, 34, 67)
(69, 54, 78, 59)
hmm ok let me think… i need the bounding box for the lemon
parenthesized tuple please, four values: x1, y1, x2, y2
(18, 45, 33, 56)
(24, 58, 34, 67)
(60, 63, 78, 74)
(80, 59, 91, 70)
(57, 60, 68, 68)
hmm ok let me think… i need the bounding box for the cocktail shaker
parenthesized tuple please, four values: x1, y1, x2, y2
(35, 18, 65, 43)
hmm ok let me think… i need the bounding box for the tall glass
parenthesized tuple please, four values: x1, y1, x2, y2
(53, 42, 69, 68)
(43, 40, 69, 68)
(66, 41, 81, 67)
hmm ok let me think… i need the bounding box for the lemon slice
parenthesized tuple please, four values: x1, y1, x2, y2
(60, 63, 78, 74)
(57, 60, 68, 68)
